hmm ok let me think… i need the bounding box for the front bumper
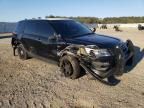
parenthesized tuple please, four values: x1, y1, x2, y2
(80, 40, 135, 79)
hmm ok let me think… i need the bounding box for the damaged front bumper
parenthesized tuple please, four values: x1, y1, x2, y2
(79, 40, 135, 79)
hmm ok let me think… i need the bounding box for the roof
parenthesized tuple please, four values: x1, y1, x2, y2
(19, 18, 73, 23)
(24, 18, 72, 21)
(46, 18, 72, 21)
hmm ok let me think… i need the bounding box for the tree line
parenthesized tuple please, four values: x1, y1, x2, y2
(45, 15, 144, 24)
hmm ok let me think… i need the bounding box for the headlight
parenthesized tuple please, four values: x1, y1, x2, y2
(85, 47, 111, 57)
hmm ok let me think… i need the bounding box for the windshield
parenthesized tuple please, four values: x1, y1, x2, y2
(49, 20, 93, 38)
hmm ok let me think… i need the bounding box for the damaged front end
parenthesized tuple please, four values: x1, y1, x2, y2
(59, 39, 135, 79)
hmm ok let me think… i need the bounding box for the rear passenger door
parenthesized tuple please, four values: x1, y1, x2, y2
(35, 21, 57, 59)
(23, 21, 38, 54)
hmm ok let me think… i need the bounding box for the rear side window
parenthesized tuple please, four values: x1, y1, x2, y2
(24, 21, 36, 34)
(15, 21, 25, 34)
(36, 21, 55, 38)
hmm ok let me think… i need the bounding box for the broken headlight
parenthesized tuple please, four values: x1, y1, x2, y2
(85, 47, 111, 57)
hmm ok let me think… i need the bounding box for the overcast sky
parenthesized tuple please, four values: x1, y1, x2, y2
(0, 0, 144, 22)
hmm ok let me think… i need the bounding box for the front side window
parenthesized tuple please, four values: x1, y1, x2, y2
(49, 20, 93, 38)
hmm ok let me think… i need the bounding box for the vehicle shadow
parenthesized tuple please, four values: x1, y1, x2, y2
(88, 75, 121, 86)
(125, 46, 144, 73)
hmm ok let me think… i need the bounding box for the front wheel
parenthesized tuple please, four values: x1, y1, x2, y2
(60, 55, 81, 79)
(17, 44, 29, 60)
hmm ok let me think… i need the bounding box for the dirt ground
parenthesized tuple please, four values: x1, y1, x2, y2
(0, 29, 144, 108)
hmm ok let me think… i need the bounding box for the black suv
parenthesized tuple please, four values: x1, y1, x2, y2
(12, 19, 134, 83)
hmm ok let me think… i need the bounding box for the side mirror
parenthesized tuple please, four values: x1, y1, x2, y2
(91, 27, 96, 33)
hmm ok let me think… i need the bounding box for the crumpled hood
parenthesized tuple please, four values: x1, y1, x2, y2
(64, 33, 121, 48)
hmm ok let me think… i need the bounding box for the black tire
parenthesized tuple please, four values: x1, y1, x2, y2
(17, 44, 29, 60)
(60, 55, 81, 79)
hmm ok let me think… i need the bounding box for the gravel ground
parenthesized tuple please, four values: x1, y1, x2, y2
(0, 29, 144, 108)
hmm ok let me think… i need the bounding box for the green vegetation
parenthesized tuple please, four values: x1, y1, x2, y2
(103, 17, 144, 24)
(45, 15, 144, 24)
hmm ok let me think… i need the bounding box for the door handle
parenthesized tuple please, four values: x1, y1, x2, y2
(37, 38, 42, 41)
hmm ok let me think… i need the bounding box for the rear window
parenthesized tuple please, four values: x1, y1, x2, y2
(24, 20, 55, 38)
(24, 21, 37, 34)
(36, 21, 55, 38)
(15, 21, 25, 34)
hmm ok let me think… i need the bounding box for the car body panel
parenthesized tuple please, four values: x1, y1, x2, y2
(63, 33, 121, 48)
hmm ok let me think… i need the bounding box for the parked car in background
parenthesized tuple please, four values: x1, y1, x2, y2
(138, 24, 144, 30)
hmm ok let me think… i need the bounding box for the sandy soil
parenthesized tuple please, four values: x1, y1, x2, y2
(0, 29, 144, 108)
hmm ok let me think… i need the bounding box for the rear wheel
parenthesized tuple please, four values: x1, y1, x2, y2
(60, 55, 81, 79)
(17, 44, 29, 60)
